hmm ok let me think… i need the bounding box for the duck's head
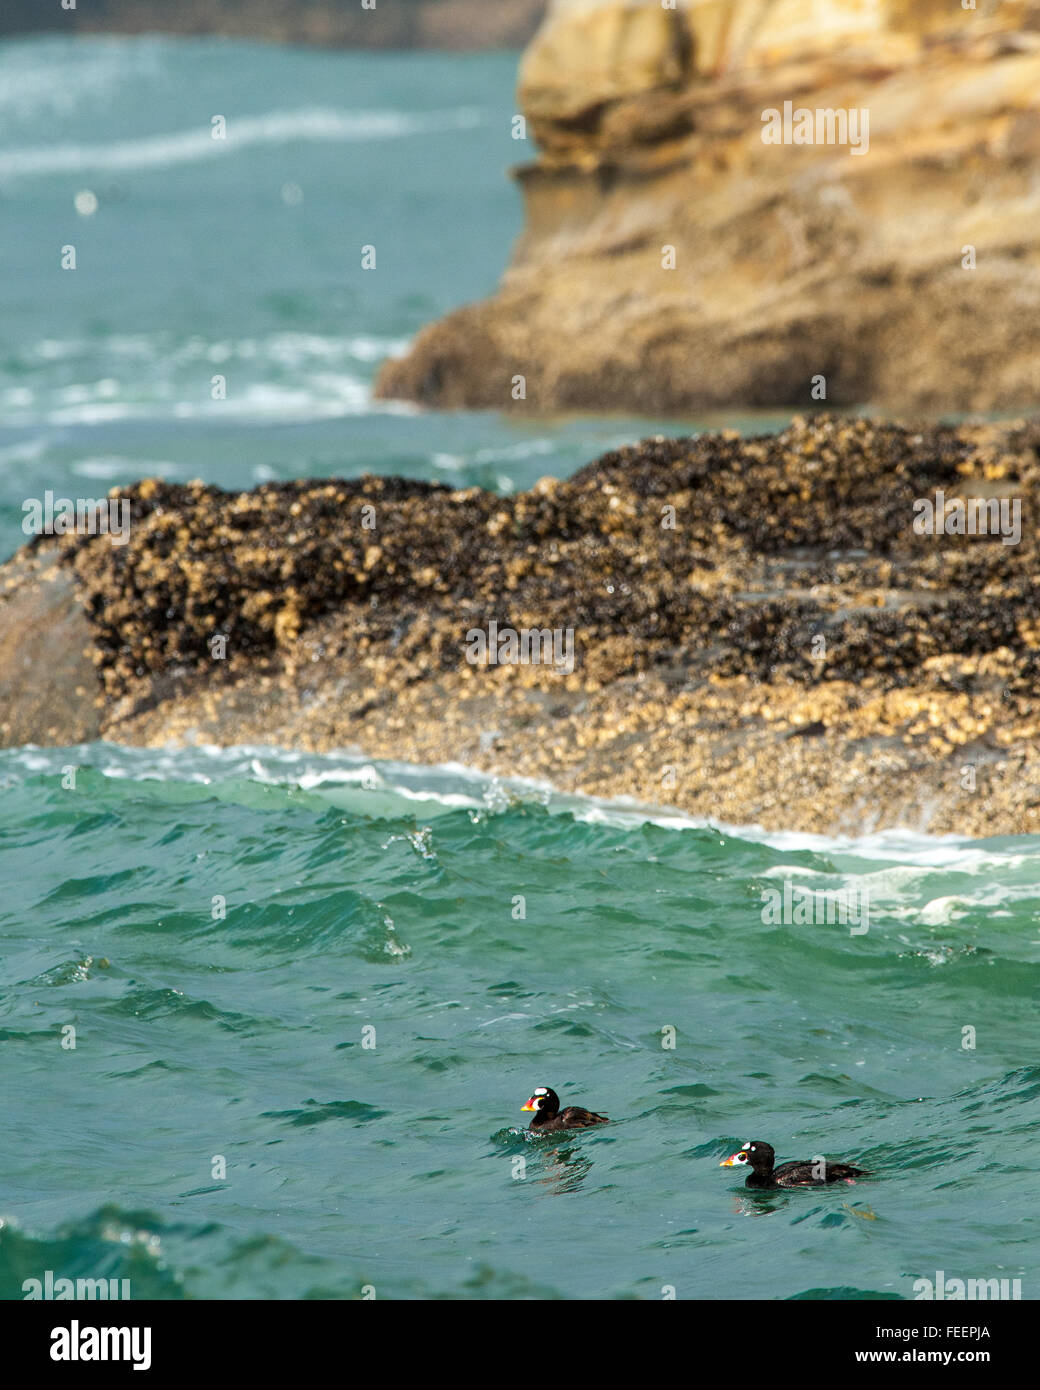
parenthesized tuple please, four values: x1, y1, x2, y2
(720, 1140, 774, 1172)
(521, 1086, 559, 1116)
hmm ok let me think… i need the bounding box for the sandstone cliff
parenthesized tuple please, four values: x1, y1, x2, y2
(377, 0, 1040, 412)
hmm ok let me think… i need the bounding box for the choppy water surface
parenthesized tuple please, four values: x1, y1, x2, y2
(1, 745, 1037, 1299)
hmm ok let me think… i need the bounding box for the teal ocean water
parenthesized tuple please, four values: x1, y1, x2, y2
(2, 745, 1038, 1300)
(0, 34, 787, 563)
(1, 37, 1037, 1301)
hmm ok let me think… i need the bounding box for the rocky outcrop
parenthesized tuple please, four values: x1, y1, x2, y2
(3, 416, 1040, 836)
(0, 549, 101, 747)
(376, 0, 1040, 413)
(0, 0, 548, 50)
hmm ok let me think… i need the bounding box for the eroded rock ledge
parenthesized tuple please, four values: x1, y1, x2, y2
(3, 416, 1039, 835)
(376, 0, 1040, 413)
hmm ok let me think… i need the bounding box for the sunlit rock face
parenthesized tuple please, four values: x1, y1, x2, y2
(377, 0, 1040, 415)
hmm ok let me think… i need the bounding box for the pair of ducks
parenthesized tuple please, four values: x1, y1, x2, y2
(521, 1087, 867, 1190)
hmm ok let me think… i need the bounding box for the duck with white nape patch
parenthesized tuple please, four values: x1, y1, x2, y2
(521, 1086, 609, 1133)
(720, 1140, 867, 1190)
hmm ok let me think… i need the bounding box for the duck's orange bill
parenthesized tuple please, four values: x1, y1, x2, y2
(720, 1153, 741, 1167)
(521, 1099, 536, 1112)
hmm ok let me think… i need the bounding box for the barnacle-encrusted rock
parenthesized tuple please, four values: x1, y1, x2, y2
(2, 415, 1039, 834)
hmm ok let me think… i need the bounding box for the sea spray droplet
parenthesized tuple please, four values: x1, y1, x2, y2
(482, 780, 512, 815)
(382, 914, 411, 958)
(381, 827, 436, 861)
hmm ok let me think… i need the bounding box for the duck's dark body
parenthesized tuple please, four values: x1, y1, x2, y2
(530, 1105, 609, 1133)
(723, 1140, 866, 1189)
(523, 1087, 608, 1132)
(747, 1157, 866, 1189)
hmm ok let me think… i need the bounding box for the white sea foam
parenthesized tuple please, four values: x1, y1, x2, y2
(3, 332, 416, 427)
(0, 106, 485, 181)
(19, 331, 410, 369)
(2, 741, 1037, 877)
(0, 435, 50, 466)
(0, 39, 163, 124)
(70, 456, 180, 481)
(1, 377, 404, 427)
